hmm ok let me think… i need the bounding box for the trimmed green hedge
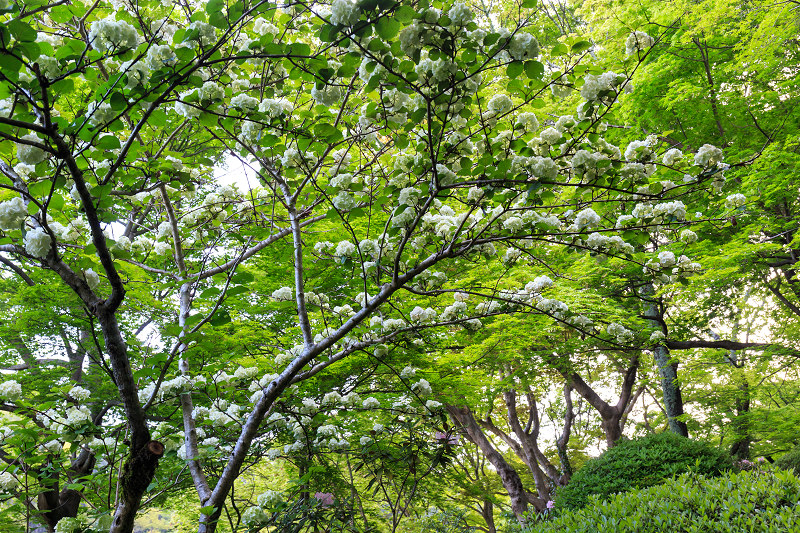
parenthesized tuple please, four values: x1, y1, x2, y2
(527, 469, 800, 533)
(776, 445, 800, 476)
(555, 432, 730, 509)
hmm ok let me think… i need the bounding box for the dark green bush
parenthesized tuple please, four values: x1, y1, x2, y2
(554, 432, 730, 509)
(527, 469, 800, 533)
(776, 444, 800, 476)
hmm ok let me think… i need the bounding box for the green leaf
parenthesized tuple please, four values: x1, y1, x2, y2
(314, 123, 343, 142)
(49, 194, 65, 211)
(571, 40, 592, 53)
(206, 0, 224, 13)
(376, 17, 401, 40)
(521, 0, 537, 7)
(8, 20, 37, 42)
(395, 5, 415, 22)
(524, 60, 544, 80)
(97, 135, 121, 150)
(551, 43, 568, 56)
(507, 62, 524, 79)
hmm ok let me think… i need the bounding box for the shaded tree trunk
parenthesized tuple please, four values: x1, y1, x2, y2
(446, 405, 531, 521)
(565, 356, 640, 447)
(641, 283, 689, 437)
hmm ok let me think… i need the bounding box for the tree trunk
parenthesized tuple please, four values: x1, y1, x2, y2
(446, 405, 530, 521)
(730, 380, 751, 460)
(480, 499, 496, 533)
(111, 441, 165, 532)
(641, 283, 689, 437)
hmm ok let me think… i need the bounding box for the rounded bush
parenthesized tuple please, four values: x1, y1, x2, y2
(776, 445, 800, 475)
(554, 432, 730, 509)
(530, 469, 800, 533)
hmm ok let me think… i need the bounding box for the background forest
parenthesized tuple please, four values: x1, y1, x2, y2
(0, 0, 799, 531)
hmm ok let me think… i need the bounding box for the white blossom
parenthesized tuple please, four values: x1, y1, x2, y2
(509, 32, 539, 61)
(88, 16, 139, 53)
(0, 197, 26, 231)
(16, 134, 47, 165)
(0, 381, 21, 400)
(24, 227, 52, 258)
(330, 0, 360, 26)
(725, 193, 747, 209)
(272, 286, 293, 301)
(694, 144, 723, 168)
(626, 31, 654, 55)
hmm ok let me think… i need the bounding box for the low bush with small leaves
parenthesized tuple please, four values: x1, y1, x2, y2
(554, 432, 730, 509)
(525, 469, 800, 533)
(776, 444, 800, 476)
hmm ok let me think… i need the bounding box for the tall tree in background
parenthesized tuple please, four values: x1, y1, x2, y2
(0, 0, 763, 530)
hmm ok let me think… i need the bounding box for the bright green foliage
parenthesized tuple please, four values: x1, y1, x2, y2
(530, 469, 800, 533)
(554, 432, 730, 509)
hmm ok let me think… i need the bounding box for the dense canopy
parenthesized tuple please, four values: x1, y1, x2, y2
(0, 0, 798, 531)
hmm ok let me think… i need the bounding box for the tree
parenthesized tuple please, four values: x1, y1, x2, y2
(0, 0, 739, 530)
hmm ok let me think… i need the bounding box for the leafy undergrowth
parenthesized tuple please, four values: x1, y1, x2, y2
(555, 432, 730, 509)
(527, 469, 800, 533)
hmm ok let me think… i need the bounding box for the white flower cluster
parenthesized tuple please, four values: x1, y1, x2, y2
(631, 200, 686, 223)
(526, 275, 553, 293)
(256, 490, 283, 509)
(362, 396, 381, 408)
(410, 306, 437, 324)
(624, 140, 655, 162)
(0, 197, 26, 231)
(88, 16, 139, 53)
(24, 227, 52, 258)
(145, 45, 178, 70)
(68, 386, 91, 401)
(679, 229, 698, 243)
(515, 112, 539, 131)
(581, 72, 628, 103)
(585, 233, 635, 255)
(607, 322, 633, 344)
(0, 380, 21, 400)
(230, 94, 260, 113)
(573, 208, 602, 229)
(508, 32, 539, 61)
(0, 472, 19, 491)
(411, 379, 432, 395)
(311, 84, 344, 107)
(186, 21, 216, 46)
(694, 144, 723, 168)
(330, 0, 360, 26)
(625, 31, 654, 55)
(487, 94, 513, 116)
(121, 60, 149, 89)
(662, 148, 683, 166)
(16, 133, 47, 165)
(725, 193, 746, 209)
(87, 101, 115, 126)
(272, 286, 293, 301)
(643, 251, 702, 281)
(242, 506, 268, 526)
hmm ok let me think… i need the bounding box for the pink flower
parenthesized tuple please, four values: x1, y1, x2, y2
(546, 500, 555, 509)
(434, 431, 459, 445)
(314, 492, 334, 507)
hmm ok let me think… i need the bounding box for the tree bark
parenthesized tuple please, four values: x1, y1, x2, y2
(641, 283, 689, 437)
(565, 356, 639, 447)
(447, 405, 530, 521)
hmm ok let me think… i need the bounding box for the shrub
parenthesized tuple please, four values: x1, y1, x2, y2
(776, 444, 800, 476)
(527, 469, 800, 533)
(554, 432, 730, 509)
